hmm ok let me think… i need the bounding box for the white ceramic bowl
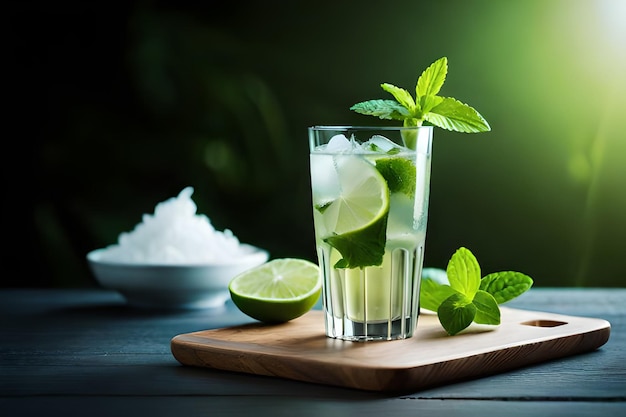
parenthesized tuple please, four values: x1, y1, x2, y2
(86, 244, 269, 310)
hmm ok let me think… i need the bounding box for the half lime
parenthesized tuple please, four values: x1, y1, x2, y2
(229, 258, 321, 323)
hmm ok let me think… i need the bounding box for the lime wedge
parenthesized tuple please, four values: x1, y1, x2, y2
(315, 155, 390, 268)
(375, 157, 416, 198)
(228, 258, 321, 323)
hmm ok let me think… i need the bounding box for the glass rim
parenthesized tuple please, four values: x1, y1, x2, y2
(308, 125, 433, 131)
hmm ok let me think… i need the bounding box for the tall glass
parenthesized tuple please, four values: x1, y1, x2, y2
(308, 126, 433, 341)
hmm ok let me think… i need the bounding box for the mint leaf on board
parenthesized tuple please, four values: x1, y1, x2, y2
(480, 271, 534, 304)
(438, 292, 476, 336)
(446, 247, 481, 299)
(350, 57, 491, 148)
(472, 290, 501, 325)
(420, 275, 457, 312)
(419, 247, 533, 336)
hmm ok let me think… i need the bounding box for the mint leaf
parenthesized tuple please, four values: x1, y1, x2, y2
(381, 83, 415, 111)
(349, 99, 409, 121)
(420, 95, 444, 116)
(314, 201, 332, 214)
(480, 271, 534, 304)
(324, 212, 388, 269)
(472, 290, 501, 325)
(446, 247, 481, 299)
(421, 247, 533, 336)
(425, 97, 491, 133)
(438, 292, 476, 336)
(350, 56, 491, 140)
(419, 277, 457, 312)
(416, 56, 447, 98)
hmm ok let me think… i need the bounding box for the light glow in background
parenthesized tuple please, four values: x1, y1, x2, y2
(399, 0, 626, 287)
(7, 0, 625, 288)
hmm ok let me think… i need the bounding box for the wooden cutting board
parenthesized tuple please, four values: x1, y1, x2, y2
(170, 307, 610, 392)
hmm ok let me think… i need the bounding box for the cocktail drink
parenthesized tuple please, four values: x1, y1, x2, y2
(309, 126, 433, 341)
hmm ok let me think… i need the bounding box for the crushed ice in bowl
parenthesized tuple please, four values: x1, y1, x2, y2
(95, 187, 249, 264)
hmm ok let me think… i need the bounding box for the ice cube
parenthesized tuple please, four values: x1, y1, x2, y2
(310, 153, 340, 202)
(325, 134, 352, 152)
(362, 135, 404, 153)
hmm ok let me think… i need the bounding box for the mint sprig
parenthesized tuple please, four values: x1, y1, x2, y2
(350, 57, 491, 148)
(421, 247, 533, 336)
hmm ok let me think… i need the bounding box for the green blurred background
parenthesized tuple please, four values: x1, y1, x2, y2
(5, 0, 625, 288)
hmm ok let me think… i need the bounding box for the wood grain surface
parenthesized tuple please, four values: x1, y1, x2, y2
(3, 289, 624, 417)
(170, 307, 611, 392)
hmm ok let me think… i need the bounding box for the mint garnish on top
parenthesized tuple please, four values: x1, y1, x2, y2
(350, 56, 491, 148)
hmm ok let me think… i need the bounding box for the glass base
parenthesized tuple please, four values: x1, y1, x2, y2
(325, 313, 416, 341)
(319, 245, 424, 342)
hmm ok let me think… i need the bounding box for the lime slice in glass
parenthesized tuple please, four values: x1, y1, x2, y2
(228, 258, 321, 323)
(316, 155, 390, 268)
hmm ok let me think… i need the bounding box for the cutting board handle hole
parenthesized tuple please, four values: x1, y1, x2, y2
(520, 319, 567, 328)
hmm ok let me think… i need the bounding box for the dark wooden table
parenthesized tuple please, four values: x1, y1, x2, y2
(1, 288, 624, 416)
